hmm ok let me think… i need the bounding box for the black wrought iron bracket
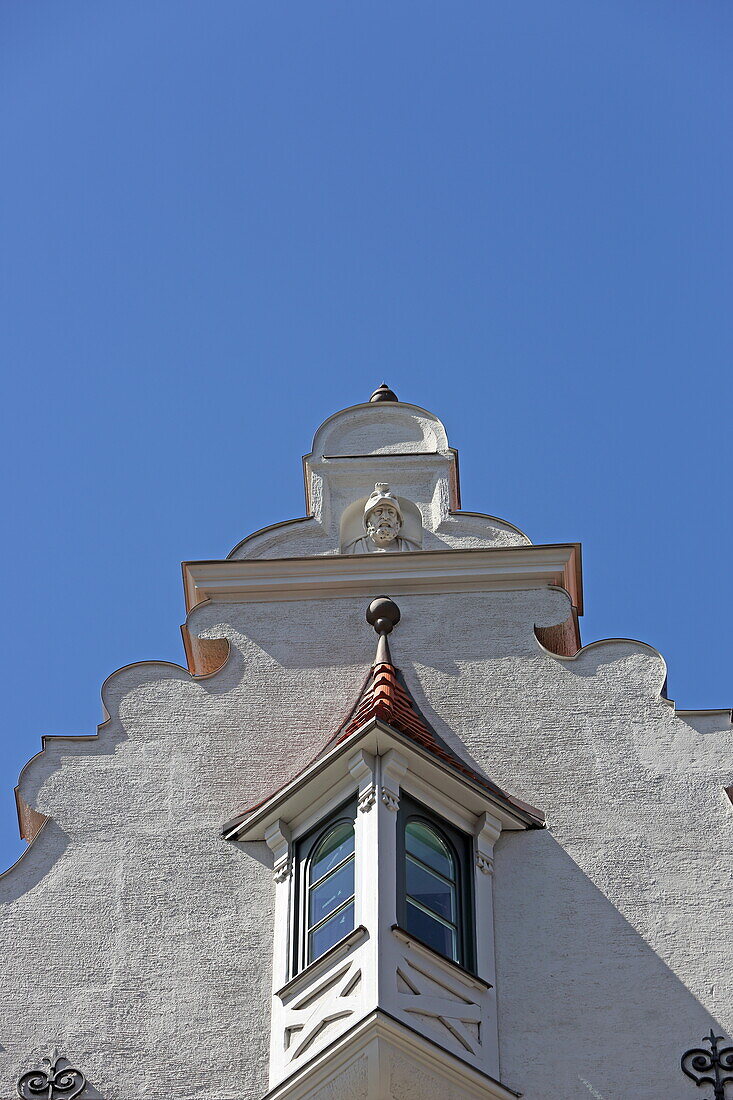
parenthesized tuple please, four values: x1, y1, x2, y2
(682, 1030, 733, 1100)
(17, 1051, 87, 1099)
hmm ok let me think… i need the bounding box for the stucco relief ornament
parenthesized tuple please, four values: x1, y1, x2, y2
(17, 1051, 87, 1099)
(345, 484, 420, 554)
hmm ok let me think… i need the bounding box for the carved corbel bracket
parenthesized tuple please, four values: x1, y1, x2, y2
(474, 811, 502, 875)
(381, 748, 409, 813)
(348, 749, 377, 813)
(265, 819, 292, 883)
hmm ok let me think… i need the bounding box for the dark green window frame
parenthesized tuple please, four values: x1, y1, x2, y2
(293, 799, 357, 974)
(397, 794, 475, 973)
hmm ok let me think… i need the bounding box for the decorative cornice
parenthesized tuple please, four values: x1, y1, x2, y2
(183, 543, 582, 613)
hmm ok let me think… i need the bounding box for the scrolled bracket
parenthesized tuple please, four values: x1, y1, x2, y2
(17, 1052, 87, 1100)
(681, 1030, 733, 1100)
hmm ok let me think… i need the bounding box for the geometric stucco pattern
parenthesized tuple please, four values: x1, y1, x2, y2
(396, 957, 482, 1056)
(283, 959, 362, 1062)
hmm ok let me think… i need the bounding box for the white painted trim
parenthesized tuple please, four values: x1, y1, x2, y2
(227, 720, 541, 843)
(257, 740, 519, 1090)
(260, 1010, 521, 1100)
(183, 543, 581, 610)
(275, 925, 369, 1002)
(390, 926, 490, 993)
(288, 774, 358, 842)
(401, 770, 484, 835)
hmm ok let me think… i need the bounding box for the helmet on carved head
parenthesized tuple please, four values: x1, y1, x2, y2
(363, 483, 403, 524)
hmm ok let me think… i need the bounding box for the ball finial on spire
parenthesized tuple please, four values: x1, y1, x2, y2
(370, 382, 398, 403)
(366, 596, 400, 665)
(366, 596, 401, 635)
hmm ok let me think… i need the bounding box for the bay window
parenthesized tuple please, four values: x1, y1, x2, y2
(294, 802, 356, 972)
(397, 795, 474, 972)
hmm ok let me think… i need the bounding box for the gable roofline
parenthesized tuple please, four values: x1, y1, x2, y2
(223, 715, 543, 842)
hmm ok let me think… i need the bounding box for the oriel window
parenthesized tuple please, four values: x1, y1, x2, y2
(295, 803, 356, 972)
(398, 795, 474, 971)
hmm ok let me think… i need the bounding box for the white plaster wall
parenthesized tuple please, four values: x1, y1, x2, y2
(308, 402, 450, 458)
(2, 583, 731, 1099)
(227, 402, 530, 559)
(227, 508, 529, 559)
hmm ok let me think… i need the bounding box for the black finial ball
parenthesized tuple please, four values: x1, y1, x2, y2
(366, 596, 401, 634)
(370, 382, 398, 403)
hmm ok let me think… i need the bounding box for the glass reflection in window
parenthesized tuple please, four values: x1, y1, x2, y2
(404, 821, 459, 962)
(307, 820, 355, 963)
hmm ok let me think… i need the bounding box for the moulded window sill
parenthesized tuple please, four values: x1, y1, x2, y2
(276, 924, 368, 1001)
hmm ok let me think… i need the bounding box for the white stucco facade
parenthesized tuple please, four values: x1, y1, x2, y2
(1, 393, 731, 1100)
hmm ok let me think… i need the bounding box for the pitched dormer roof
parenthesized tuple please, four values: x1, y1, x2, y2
(223, 598, 544, 838)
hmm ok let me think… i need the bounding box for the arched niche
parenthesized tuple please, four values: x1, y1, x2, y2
(340, 492, 423, 554)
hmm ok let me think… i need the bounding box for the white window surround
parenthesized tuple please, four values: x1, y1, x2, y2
(243, 721, 531, 1100)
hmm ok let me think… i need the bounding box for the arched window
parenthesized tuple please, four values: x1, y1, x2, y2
(304, 817, 355, 965)
(399, 796, 474, 970)
(404, 821, 459, 961)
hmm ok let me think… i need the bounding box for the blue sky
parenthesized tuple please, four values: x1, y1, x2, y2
(1, 1, 731, 869)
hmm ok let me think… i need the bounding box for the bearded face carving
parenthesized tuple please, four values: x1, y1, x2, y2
(366, 502, 402, 547)
(345, 484, 420, 554)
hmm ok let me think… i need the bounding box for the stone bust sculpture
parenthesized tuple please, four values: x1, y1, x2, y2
(345, 484, 420, 554)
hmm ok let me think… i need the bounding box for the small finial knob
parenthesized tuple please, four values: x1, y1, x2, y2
(366, 596, 401, 635)
(370, 382, 398, 403)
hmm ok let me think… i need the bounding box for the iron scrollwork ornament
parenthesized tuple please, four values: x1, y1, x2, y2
(681, 1030, 733, 1100)
(17, 1052, 87, 1100)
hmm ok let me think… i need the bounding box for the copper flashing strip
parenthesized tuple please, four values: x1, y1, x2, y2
(535, 607, 582, 657)
(180, 625, 230, 677)
(15, 790, 48, 843)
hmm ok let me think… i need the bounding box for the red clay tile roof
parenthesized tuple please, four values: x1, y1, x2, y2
(337, 661, 434, 743)
(332, 659, 530, 808)
(225, 645, 543, 831)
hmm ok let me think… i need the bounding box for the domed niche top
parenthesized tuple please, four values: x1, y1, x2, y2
(308, 399, 450, 460)
(227, 390, 530, 560)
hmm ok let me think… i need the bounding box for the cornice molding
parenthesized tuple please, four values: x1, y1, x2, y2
(183, 542, 582, 613)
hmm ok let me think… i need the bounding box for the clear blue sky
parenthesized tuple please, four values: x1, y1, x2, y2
(1, 1, 731, 869)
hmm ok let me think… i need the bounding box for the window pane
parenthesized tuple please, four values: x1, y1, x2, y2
(309, 858, 354, 927)
(406, 900, 457, 961)
(405, 822, 454, 880)
(406, 857, 455, 922)
(309, 901, 354, 961)
(311, 822, 354, 884)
